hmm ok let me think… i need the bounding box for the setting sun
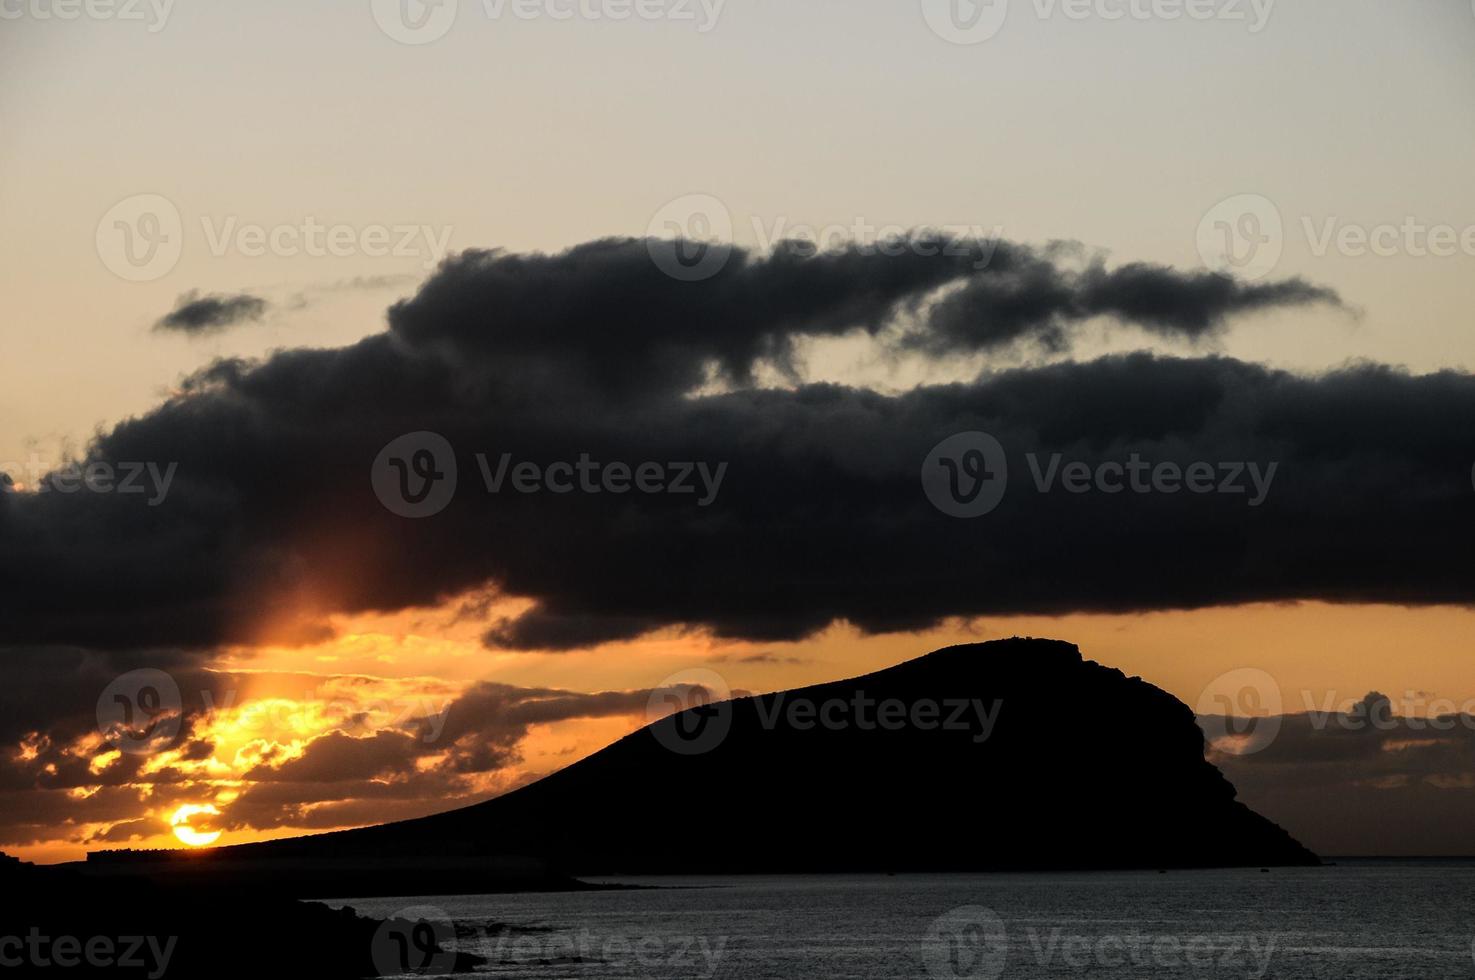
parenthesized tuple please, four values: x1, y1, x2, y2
(170, 804, 222, 848)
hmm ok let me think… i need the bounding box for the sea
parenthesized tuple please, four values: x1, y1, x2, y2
(324, 861, 1475, 979)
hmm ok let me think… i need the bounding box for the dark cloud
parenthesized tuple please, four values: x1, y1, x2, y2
(1202, 699, 1475, 855)
(86, 817, 166, 844)
(2, 236, 1467, 659)
(155, 290, 268, 334)
(917, 260, 1345, 354)
(711, 653, 810, 666)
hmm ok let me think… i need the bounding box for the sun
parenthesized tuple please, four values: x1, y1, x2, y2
(170, 804, 223, 847)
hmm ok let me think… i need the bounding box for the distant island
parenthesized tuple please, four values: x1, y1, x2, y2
(93, 638, 1316, 894)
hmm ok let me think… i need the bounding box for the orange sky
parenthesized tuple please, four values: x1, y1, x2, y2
(14, 596, 1474, 864)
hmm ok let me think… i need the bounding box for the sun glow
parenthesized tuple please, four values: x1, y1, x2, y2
(170, 804, 223, 847)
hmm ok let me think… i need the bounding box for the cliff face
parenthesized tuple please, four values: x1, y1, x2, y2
(212, 638, 1318, 874)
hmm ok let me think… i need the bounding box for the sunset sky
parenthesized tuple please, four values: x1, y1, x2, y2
(2, 1, 1475, 863)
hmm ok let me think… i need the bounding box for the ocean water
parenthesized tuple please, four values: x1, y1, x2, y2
(325, 862, 1475, 979)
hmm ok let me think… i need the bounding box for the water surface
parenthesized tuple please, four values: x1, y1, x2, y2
(326, 862, 1475, 978)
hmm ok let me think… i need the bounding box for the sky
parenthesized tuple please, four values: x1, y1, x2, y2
(1, 0, 1474, 862)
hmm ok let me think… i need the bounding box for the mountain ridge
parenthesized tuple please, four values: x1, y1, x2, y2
(94, 638, 1318, 882)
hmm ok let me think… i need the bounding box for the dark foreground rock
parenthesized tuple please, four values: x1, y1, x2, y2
(0, 853, 483, 977)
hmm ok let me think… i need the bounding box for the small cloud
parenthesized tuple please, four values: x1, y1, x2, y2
(155, 290, 269, 335)
(712, 653, 810, 666)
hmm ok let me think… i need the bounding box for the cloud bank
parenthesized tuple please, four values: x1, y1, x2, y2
(2, 236, 1467, 660)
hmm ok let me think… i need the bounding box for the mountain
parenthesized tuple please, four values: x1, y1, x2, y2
(144, 638, 1316, 879)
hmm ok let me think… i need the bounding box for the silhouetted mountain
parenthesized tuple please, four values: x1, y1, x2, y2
(173, 639, 1317, 879)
